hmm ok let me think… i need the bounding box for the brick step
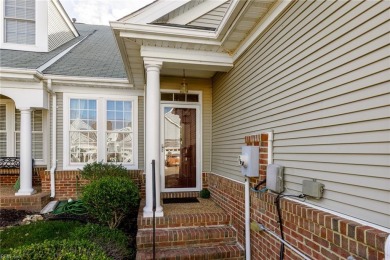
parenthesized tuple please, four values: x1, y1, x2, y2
(137, 226, 238, 249)
(136, 244, 245, 260)
(138, 212, 231, 229)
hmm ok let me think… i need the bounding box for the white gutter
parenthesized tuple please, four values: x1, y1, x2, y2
(245, 177, 251, 260)
(48, 79, 57, 198)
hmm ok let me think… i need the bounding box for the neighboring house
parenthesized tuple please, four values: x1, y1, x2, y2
(0, 0, 140, 196)
(1, 0, 389, 259)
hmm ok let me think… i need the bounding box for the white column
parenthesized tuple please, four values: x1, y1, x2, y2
(16, 108, 35, 196)
(144, 60, 163, 217)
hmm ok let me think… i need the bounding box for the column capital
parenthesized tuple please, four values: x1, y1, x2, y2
(18, 107, 32, 112)
(144, 58, 163, 70)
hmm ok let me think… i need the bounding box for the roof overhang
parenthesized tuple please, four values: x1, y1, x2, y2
(111, 0, 292, 88)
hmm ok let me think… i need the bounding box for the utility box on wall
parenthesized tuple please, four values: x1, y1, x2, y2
(266, 164, 284, 193)
(239, 146, 259, 177)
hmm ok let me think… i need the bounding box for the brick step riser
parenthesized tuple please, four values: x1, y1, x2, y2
(137, 227, 237, 249)
(138, 214, 231, 229)
(136, 245, 245, 260)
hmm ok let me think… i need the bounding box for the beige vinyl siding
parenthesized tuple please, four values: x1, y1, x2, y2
(189, 1, 231, 29)
(56, 92, 64, 170)
(138, 96, 144, 170)
(212, 0, 390, 228)
(48, 0, 75, 51)
(161, 77, 212, 172)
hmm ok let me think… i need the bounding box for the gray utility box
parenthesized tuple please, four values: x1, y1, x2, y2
(266, 164, 284, 193)
(302, 180, 325, 199)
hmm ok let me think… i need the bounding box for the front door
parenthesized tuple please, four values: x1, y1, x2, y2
(161, 104, 200, 191)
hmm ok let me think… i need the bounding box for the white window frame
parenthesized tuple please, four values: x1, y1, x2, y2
(0, 0, 49, 52)
(0, 99, 47, 165)
(63, 93, 138, 170)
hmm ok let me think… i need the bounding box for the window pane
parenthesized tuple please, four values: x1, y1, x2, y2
(174, 94, 185, 102)
(0, 104, 6, 131)
(70, 131, 97, 163)
(0, 133, 6, 157)
(186, 94, 199, 102)
(161, 93, 173, 101)
(70, 99, 97, 130)
(106, 132, 132, 163)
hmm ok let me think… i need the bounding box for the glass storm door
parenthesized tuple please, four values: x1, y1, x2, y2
(161, 105, 200, 191)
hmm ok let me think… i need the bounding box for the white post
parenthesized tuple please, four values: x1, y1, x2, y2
(143, 59, 163, 217)
(16, 108, 35, 195)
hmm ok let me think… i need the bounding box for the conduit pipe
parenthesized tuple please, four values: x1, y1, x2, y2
(268, 131, 273, 164)
(258, 223, 311, 260)
(48, 79, 57, 198)
(245, 177, 251, 260)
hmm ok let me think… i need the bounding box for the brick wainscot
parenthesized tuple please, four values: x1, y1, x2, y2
(206, 133, 388, 260)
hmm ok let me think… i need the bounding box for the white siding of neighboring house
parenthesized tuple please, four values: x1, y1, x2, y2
(212, 1, 390, 228)
(48, 0, 75, 51)
(161, 77, 213, 172)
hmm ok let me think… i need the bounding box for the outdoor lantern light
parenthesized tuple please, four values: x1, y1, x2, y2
(180, 69, 188, 94)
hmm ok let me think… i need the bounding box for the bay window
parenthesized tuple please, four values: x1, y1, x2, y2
(64, 94, 138, 169)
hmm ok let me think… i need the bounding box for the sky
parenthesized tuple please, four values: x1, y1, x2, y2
(60, 0, 154, 25)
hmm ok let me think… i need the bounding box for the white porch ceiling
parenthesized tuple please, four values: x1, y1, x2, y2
(111, 0, 286, 88)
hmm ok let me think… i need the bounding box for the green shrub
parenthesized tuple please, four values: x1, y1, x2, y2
(1, 239, 109, 260)
(79, 161, 129, 181)
(0, 221, 83, 255)
(71, 223, 133, 259)
(82, 176, 140, 229)
(200, 188, 211, 198)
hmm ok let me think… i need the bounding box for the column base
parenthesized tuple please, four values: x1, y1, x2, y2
(143, 205, 164, 218)
(15, 188, 36, 196)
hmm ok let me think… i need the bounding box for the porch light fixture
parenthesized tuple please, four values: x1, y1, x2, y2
(180, 69, 188, 94)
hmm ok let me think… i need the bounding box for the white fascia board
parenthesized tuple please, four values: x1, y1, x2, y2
(51, 0, 79, 37)
(45, 74, 132, 88)
(215, 0, 246, 40)
(122, 0, 191, 24)
(232, 0, 292, 60)
(169, 0, 229, 25)
(141, 46, 233, 70)
(0, 68, 43, 82)
(112, 22, 219, 44)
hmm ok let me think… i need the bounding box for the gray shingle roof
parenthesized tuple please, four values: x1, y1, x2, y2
(0, 24, 127, 79)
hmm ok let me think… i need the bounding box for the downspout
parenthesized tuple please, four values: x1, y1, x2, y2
(245, 177, 251, 260)
(268, 131, 274, 164)
(48, 79, 57, 198)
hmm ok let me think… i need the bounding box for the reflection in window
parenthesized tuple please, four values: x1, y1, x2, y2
(106, 101, 132, 163)
(69, 99, 97, 163)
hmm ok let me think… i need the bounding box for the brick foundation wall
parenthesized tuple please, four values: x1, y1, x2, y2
(206, 133, 388, 260)
(39, 169, 145, 200)
(0, 167, 45, 186)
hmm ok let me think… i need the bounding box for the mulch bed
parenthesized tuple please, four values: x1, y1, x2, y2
(0, 209, 33, 227)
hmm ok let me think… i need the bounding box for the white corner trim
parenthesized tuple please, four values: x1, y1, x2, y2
(141, 46, 233, 68)
(37, 35, 88, 72)
(232, 0, 292, 61)
(169, 0, 229, 25)
(122, 0, 191, 24)
(51, 0, 79, 37)
(385, 235, 390, 260)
